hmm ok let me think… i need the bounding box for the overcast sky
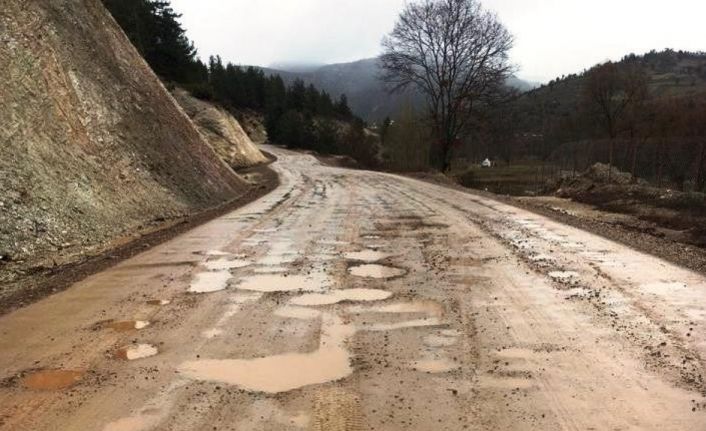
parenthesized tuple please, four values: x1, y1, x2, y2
(170, 0, 706, 83)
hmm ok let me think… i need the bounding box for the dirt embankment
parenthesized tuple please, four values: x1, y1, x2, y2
(0, 0, 251, 300)
(172, 89, 268, 169)
(509, 163, 706, 274)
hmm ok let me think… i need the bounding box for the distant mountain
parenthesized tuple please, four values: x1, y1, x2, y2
(259, 58, 537, 123)
(267, 61, 326, 73)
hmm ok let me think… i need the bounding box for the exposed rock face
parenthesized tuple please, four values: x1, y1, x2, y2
(172, 89, 268, 168)
(0, 0, 247, 283)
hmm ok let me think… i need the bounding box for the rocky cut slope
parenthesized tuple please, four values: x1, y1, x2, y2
(172, 89, 268, 169)
(0, 0, 248, 286)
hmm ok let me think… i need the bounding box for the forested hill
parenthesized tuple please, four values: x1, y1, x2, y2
(258, 58, 537, 123)
(512, 49, 706, 137)
(102, 0, 378, 165)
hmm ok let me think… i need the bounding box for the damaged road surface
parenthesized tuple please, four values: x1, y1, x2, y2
(1, 147, 706, 430)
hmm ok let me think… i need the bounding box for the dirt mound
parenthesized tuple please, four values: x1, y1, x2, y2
(172, 89, 268, 168)
(555, 164, 706, 245)
(0, 0, 248, 289)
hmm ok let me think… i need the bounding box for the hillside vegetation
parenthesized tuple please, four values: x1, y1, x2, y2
(0, 0, 247, 286)
(458, 50, 706, 193)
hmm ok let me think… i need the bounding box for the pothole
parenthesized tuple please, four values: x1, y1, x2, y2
(290, 289, 392, 306)
(22, 370, 83, 390)
(179, 315, 353, 393)
(203, 259, 252, 271)
(348, 264, 405, 279)
(115, 344, 159, 361)
(203, 250, 231, 256)
(235, 273, 329, 293)
(344, 250, 390, 263)
(254, 266, 288, 274)
(189, 271, 231, 293)
(348, 300, 444, 317)
(107, 320, 150, 332)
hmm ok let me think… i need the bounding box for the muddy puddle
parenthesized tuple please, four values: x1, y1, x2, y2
(348, 264, 405, 279)
(203, 258, 251, 271)
(290, 289, 392, 306)
(348, 300, 444, 318)
(258, 254, 300, 266)
(179, 315, 354, 393)
(115, 344, 159, 361)
(236, 273, 329, 293)
(22, 369, 83, 390)
(189, 271, 231, 293)
(361, 317, 444, 332)
(107, 320, 150, 332)
(254, 266, 288, 274)
(344, 250, 390, 263)
(203, 250, 231, 256)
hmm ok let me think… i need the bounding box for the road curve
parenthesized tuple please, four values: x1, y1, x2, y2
(0, 147, 705, 430)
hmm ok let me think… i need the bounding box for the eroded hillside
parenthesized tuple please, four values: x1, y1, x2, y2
(172, 89, 268, 169)
(0, 0, 248, 289)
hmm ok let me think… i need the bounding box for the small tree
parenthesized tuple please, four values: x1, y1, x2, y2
(381, 0, 513, 172)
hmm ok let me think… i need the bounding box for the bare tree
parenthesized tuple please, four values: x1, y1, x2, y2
(380, 0, 513, 172)
(583, 61, 648, 180)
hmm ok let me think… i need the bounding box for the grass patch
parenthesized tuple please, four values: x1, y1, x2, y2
(454, 162, 558, 196)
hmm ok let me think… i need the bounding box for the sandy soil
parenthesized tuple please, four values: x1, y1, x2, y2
(1, 147, 705, 430)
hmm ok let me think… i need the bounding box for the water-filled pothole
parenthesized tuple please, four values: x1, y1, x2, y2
(235, 273, 329, 293)
(348, 264, 405, 279)
(179, 315, 353, 393)
(290, 289, 392, 306)
(348, 300, 444, 317)
(203, 259, 251, 271)
(107, 320, 150, 332)
(344, 250, 390, 263)
(189, 271, 231, 293)
(22, 370, 83, 390)
(115, 344, 159, 361)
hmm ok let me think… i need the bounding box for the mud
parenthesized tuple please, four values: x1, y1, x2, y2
(1, 147, 705, 430)
(115, 344, 159, 361)
(348, 264, 406, 279)
(21, 370, 83, 391)
(289, 289, 392, 306)
(188, 271, 231, 293)
(344, 250, 391, 262)
(107, 320, 150, 332)
(235, 273, 329, 293)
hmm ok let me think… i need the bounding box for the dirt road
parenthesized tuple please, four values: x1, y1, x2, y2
(1, 148, 705, 430)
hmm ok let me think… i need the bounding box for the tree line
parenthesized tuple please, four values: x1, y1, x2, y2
(102, 0, 375, 164)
